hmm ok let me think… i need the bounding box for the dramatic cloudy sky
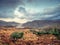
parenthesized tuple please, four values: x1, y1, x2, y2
(0, 0, 60, 23)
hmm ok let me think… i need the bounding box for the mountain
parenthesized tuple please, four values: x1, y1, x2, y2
(0, 20, 20, 26)
(0, 20, 60, 28)
(22, 20, 60, 28)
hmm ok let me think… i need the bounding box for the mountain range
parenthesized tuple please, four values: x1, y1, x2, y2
(0, 20, 60, 28)
(22, 20, 60, 28)
(0, 20, 20, 26)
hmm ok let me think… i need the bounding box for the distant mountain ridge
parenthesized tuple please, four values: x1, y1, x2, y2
(0, 20, 20, 26)
(0, 20, 60, 28)
(22, 20, 60, 28)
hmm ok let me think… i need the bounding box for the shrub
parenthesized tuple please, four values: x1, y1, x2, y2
(49, 28, 60, 36)
(18, 32, 24, 38)
(35, 32, 41, 35)
(10, 32, 24, 40)
(48, 28, 60, 40)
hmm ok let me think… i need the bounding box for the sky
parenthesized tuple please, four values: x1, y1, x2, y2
(0, 0, 60, 23)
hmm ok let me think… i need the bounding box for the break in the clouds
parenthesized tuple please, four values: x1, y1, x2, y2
(0, 0, 60, 23)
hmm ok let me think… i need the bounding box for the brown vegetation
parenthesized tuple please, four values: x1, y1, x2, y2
(0, 26, 60, 45)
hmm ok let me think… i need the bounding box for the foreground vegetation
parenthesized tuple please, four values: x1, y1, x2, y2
(0, 26, 60, 45)
(30, 28, 60, 40)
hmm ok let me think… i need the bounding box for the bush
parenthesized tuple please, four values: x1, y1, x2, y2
(18, 32, 24, 38)
(35, 32, 41, 35)
(30, 28, 60, 38)
(48, 28, 60, 40)
(10, 32, 24, 40)
(49, 28, 60, 36)
(30, 30, 50, 36)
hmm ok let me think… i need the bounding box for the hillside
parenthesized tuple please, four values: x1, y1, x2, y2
(0, 20, 20, 26)
(22, 20, 60, 28)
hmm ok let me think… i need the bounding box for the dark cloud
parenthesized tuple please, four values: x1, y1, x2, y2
(0, 14, 14, 18)
(0, 0, 60, 21)
(0, 10, 14, 18)
(27, 0, 60, 3)
(27, 0, 33, 3)
(0, 0, 25, 18)
(42, 5, 60, 15)
(47, 14, 60, 20)
(27, 5, 60, 20)
(17, 5, 60, 20)
(0, 0, 24, 8)
(43, 5, 60, 20)
(18, 7, 26, 13)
